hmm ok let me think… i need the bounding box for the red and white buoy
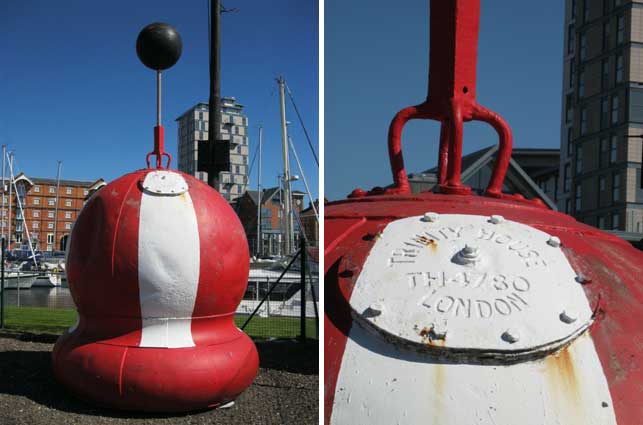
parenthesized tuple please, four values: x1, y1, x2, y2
(52, 23, 258, 411)
(325, 1, 643, 423)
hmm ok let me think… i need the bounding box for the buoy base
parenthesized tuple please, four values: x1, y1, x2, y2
(52, 331, 259, 412)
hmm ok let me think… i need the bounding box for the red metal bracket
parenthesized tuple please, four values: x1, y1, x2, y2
(385, 0, 512, 197)
(146, 125, 172, 169)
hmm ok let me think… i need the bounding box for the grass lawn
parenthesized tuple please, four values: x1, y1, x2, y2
(0, 306, 317, 340)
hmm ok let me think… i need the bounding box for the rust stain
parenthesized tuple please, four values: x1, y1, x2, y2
(431, 362, 444, 424)
(418, 326, 446, 346)
(543, 345, 583, 425)
(180, 192, 187, 202)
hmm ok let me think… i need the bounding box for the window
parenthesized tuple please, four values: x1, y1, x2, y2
(580, 107, 588, 135)
(49, 186, 56, 194)
(612, 173, 621, 201)
(34, 186, 40, 193)
(15, 233, 22, 243)
(629, 88, 643, 123)
(564, 164, 571, 192)
(65, 222, 71, 230)
(568, 25, 576, 54)
(566, 95, 574, 123)
(567, 128, 574, 156)
(601, 97, 609, 128)
(583, 0, 589, 22)
(617, 15, 624, 44)
(575, 184, 582, 211)
(33, 198, 40, 205)
(48, 222, 54, 229)
(599, 175, 606, 191)
(600, 138, 608, 166)
(33, 211, 39, 218)
(580, 33, 587, 61)
(572, 0, 577, 19)
(47, 234, 54, 244)
(610, 135, 617, 162)
(48, 199, 55, 206)
(65, 212, 71, 219)
(612, 212, 620, 229)
(611, 95, 619, 124)
(576, 145, 583, 174)
(33, 222, 39, 229)
(569, 60, 576, 89)
(616, 53, 623, 82)
(601, 59, 609, 89)
(48, 211, 54, 218)
(603, 21, 611, 51)
(65, 200, 72, 207)
(598, 215, 606, 229)
(83, 189, 89, 196)
(566, 199, 572, 214)
(66, 187, 72, 195)
(579, 69, 585, 97)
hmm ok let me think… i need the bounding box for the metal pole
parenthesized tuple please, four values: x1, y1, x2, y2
(7, 158, 38, 268)
(157, 71, 162, 126)
(1, 237, 5, 328)
(208, 0, 222, 188)
(278, 77, 293, 255)
(53, 160, 62, 251)
(7, 153, 13, 251)
(289, 136, 318, 221)
(256, 126, 263, 256)
(1, 145, 5, 245)
(299, 237, 306, 341)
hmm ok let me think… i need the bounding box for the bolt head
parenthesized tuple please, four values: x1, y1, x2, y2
(422, 212, 439, 223)
(559, 310, 577, 324)
(489, 215, 505, 224)
(501, 329, 520, 344)
(547, 236, 561, 248)
(575, 274, 590, 284)
(365, 302, 384, 318)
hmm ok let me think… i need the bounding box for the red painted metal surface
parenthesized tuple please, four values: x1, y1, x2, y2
(52, 169, 258, 411)
(325, 195, 643, 424)
(147, 125, 172, 169)
(325, 0, 643, 423)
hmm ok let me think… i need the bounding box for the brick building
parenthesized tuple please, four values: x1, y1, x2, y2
(234, 187, 306, 257)
(1, 173, 105, 251)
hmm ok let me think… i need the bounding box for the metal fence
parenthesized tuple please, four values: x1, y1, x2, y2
(0, 261, 319, 341)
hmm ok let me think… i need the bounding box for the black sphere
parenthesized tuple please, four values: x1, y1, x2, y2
(136, 23, 182, 70)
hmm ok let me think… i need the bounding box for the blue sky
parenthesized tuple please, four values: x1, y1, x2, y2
(0, 0, 318, 200)
(325, 0, 565, 200)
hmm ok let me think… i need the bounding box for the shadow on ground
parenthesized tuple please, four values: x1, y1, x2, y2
(0, 335, 318, 423)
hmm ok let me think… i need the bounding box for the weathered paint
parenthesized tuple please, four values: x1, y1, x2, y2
(138, 172, 200, 348)
(52, 169, 258, 412)
(350, 214, 593, 354)
(325, 193, 643, 424)
(330, 321, 616, 425)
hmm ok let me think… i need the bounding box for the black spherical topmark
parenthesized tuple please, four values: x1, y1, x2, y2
(136, 22, 182, 71)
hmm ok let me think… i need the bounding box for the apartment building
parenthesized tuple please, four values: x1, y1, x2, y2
(1, 173, 105, 251)
(559, 0, 643, 237)
(175, 98, 250, 201)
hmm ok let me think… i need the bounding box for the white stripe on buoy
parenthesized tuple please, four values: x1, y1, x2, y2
(330, 323, 617, 425)
(138, 173, 200, 348)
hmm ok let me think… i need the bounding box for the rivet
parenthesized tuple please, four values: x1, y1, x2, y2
(489, 215, 504, 224)
(422, 212, 439, 223)
(547, 236, 561, 248)
(576, 274, 590, 284)
(365, 302, 384, 317)
(560, 310, 577, 324)
(501, 329, 520, 344)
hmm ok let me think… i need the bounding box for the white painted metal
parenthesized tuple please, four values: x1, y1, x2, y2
(138, 184, 200, 348)
(349, 214, 594, 353)
(331, 322, 616, 425)
(141, 171, 188, 195)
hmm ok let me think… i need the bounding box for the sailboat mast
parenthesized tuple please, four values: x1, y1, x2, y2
(256, 126, 263, 256)
(53, 160, 62, 251)
(278, 77, 294, 255)
(7, 153, 13, 251)
(1, 145, 5, 246)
